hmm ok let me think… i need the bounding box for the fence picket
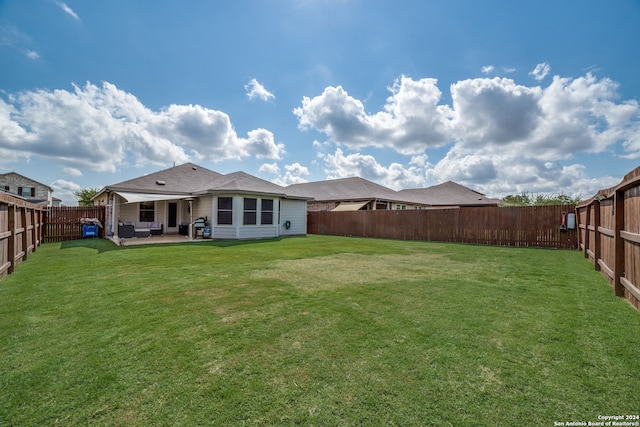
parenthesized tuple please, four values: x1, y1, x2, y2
(308, 205, 577, 249)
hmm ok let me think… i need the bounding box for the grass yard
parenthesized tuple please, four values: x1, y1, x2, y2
(1, 235, 639, 426)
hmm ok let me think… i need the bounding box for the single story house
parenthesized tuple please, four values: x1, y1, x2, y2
(286, 177, 501, 212)
(397, 181, 502, 207)
(93, 163, 312, 240)
(286, 177, 426, 211)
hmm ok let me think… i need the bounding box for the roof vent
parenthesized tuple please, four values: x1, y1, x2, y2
(192, 166, 197, 170)
(156, 180, 166, 185)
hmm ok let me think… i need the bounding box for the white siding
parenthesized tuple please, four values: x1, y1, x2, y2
(207, 195, 306, 239)
(280, 199, 307, 236)
(212, 227, 237, 239)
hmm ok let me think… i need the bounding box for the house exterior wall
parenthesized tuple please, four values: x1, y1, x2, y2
(94, 193, 109, 206)
(0, 173, 53, 205)
(209, 194, 299, 240)
(192, 196, 212, 221)
(280, 199, 307, 236)
(118, 201, 138, 221)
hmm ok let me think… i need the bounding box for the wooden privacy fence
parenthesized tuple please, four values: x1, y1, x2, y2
(0, 193, 45, 279)
(44, 206, 107, 243)
(576, 166, 640, 311)
(308, 204, 577, 249)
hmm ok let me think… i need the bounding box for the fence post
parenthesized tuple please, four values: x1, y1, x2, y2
(21, 206, 28, 261)
(593, 200, 601, 272)
(8, 204, 16, 274)
(614, 189, 625, 297)
(583, 206, 590, 258)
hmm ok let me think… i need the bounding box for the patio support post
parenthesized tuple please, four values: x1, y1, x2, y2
(188, 199, 193, 240)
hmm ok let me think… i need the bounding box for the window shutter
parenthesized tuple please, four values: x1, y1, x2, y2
(31, 187, 36, 197)
(18, 187, 22, 196)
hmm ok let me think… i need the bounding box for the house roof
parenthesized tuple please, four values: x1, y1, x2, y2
(103, 162, 222, 194)
(397, 181, 501, 206)
(97, 163, 311, 201)
(194, 171, 312, 199)
(287, 176, 413, 203)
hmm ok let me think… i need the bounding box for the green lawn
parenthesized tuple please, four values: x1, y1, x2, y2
(1, 235, 639, 426)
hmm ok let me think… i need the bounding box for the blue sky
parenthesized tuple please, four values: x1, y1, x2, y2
(1, 0, 639, 205)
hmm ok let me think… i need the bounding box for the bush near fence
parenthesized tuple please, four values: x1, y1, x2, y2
(0, 193, 45, 279)
(576, 165, 640, 311)
(308, 204, 577, 249)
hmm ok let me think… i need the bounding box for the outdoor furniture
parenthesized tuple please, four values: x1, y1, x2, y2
(118, 224, 135, 238)
(118, 221, 163, 237)
(134, 228, 151, 238)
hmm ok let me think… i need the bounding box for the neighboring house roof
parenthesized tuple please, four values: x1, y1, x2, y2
(287, 176, 413, 203)
(0, 172, 54, 191)
(397, 181, 501, 206)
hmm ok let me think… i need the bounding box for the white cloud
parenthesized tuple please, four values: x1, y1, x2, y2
(0, 81, 285, 172)
(50, 178, 82, 206)
(529, 62, 551, 81)
(25, 50, 39, 60)
(53, 0, 80, 20)
(320, 148, 426, 190)
(63, 167, 82, 176)
(284, 162, 310, 176)
(298, 70, 639, 197)
(427, 149, 619, 199)
(259, 162, 280, 175)
(263, 162, 310, 186)
(0, 25, 40, 60)
(245, 78, 275, 102)
(294, 75, 453, 154)
(481, 65, 494, 74)
(450, 77, 543, 148)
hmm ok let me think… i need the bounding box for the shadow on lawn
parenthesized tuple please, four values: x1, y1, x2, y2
(60, 238, 121, 254)
(60, 236, 294, 253)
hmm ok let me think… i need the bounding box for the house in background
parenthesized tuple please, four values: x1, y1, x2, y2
(0, 172, 55, 206)
(93, 163, 312, 241)
(398, 181, 502, 207)
(287, 177, 501, 212)
(287, 177, 426, 211)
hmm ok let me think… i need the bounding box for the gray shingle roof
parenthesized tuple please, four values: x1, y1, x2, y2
(287, 177, 413, 203)
(105, 163, 222, 194)
(194, 171, 311, 199)
(103, 163, 310, 199)
(397, 181, 501, 206)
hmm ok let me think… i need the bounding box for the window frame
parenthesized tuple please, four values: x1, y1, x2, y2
(139, 201, 155, 222)
(261, 199, 274, 225)
(243, 197, 257, 225)
(217, 197, 233, 225)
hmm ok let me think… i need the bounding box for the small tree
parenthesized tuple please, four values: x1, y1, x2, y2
(502, 192, 532, 206)
(74, 188, 100, 206)
(503, 192, 580, 206)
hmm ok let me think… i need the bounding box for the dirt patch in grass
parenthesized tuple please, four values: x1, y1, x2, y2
(253, 252, 457, 291)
